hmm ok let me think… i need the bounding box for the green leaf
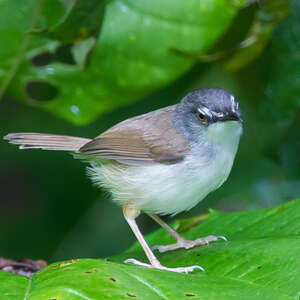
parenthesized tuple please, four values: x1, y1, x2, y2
(0, 0, 69, 98)
(171, 0, 289, 71)
(260, 0, 300, 129)
(43, 0, 107, 43)
(4, 0, 246, 124)
(0, 0, 66, 63)
(223, 0, 289, 71)
(1, 199, 299, 299)
(244, 0, 300, 159)
(0, 271, 28, 300)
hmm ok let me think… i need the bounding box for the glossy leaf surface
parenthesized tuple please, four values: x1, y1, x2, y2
(2, 0, 246, 124)
(1, 199, 299, 299)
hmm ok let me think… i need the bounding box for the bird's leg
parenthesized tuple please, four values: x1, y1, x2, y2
(123, 205, 204, 273)
(149, 214, 226, 253)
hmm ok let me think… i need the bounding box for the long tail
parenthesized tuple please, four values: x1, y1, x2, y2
(4, 133, 91, 152)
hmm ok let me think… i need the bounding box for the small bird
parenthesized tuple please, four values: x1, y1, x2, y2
(4, 88, 242, 273)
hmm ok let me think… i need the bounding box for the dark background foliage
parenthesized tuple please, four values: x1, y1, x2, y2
(0, 0, 299, 264)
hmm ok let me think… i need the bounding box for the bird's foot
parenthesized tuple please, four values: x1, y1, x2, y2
(152, 235, 227, 253)
(124, 258, 204, 273)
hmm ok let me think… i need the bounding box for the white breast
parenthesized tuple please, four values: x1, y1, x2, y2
(88, 121, 242, 215)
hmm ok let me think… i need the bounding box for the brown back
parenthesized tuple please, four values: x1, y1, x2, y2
(80, 106, 190, 165)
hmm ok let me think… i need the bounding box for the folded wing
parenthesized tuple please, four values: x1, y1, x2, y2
(80, 106, 190, 165)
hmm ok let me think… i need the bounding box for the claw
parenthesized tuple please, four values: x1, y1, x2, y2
(219, 235, 227, 241)
(124, 258, 204, 273)
(153, 234, 227, 253)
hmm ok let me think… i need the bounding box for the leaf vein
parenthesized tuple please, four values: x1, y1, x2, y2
(122, 268, 169, 299)
(23, 277, 32, 300)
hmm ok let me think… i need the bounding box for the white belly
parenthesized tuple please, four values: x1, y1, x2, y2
(88, 121, 242, 215)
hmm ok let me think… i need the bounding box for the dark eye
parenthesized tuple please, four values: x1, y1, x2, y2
(196, 111, 207, 123)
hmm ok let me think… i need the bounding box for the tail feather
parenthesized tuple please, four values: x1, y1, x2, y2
(4, 133, 91, 152)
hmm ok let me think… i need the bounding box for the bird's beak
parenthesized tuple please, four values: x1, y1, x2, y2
(229, 114, 243, 123)
(220, 113, 242, 123)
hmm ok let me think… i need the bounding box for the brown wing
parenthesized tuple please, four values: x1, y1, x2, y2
(79, 106, 190, 165)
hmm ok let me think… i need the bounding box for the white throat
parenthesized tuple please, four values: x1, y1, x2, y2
(204, 120, 243, 147)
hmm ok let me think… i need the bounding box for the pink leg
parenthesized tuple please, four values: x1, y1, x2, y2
(123, 206, 204, 273)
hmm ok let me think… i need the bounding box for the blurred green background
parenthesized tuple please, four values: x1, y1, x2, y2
(0, 0, 299, 263)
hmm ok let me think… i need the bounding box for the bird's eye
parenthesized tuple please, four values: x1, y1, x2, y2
(196, 111, 207, 123)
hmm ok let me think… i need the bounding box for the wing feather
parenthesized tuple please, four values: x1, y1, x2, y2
(79, 106, 189, 165)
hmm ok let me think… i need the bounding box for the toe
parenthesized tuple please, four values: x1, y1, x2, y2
(124, 258, 204, 273)
(152, 244, 180, 253)
(124, 258, 152, 268)
(218, 235, 227, 241)
(171, 265, 205, 273)
(195, 234, 227, 245)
